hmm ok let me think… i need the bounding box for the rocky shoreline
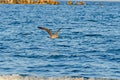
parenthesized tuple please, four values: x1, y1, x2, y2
(0, 0, 85, 5)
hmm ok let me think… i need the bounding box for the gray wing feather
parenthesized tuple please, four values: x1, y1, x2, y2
(54, 27, 63, 34)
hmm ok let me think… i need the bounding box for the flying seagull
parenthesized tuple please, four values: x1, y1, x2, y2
(38, 26, 63, 38)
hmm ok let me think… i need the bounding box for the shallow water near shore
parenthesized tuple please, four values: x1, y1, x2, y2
(0, 2, 120, 79)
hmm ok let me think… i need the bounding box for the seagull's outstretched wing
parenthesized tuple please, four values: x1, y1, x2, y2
(38, 27, 52, 36)
(54, 26, 63, 35)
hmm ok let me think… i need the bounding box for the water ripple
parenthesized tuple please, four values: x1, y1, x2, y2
(0, 2, 120, 78)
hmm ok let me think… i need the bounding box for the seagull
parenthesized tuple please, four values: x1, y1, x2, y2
(38, 26, 63, 38)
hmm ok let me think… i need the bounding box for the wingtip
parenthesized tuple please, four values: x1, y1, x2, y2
(38, 27, 42, 29)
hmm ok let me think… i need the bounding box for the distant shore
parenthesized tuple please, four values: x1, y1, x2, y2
(0, 74, 119, 80)
(0, 0, 86, 5)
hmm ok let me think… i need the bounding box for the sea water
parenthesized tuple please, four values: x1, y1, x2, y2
(0, 2, 120, 78)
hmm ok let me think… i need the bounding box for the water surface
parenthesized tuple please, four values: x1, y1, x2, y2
(0, 2, 120, 78)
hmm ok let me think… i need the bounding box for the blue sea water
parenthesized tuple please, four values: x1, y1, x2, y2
(0, 1, 120, 78)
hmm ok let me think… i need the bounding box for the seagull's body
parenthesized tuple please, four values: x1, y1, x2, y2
(38, 27, 62, 38)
